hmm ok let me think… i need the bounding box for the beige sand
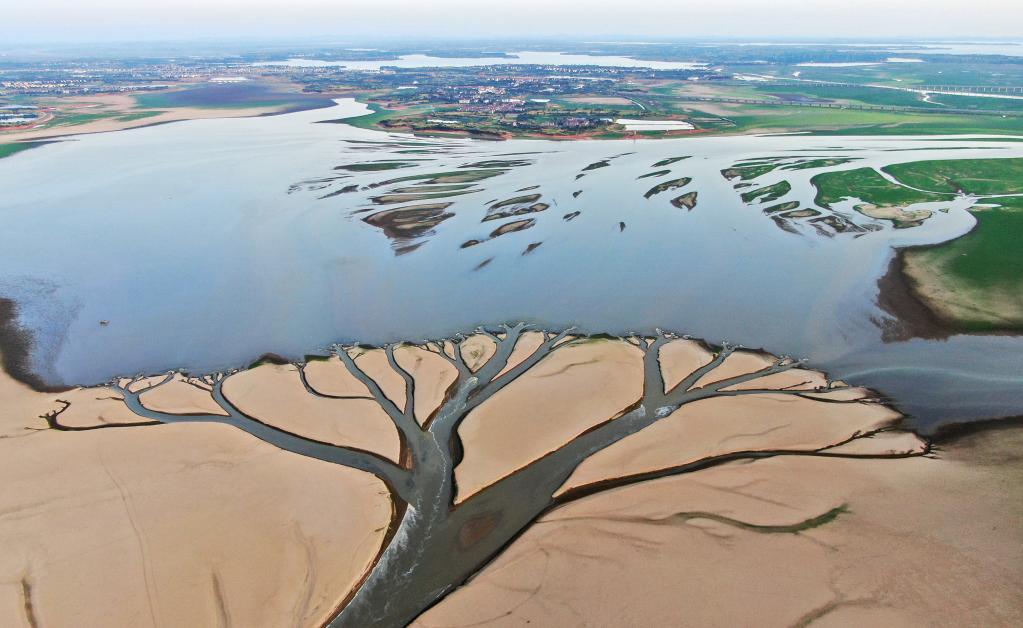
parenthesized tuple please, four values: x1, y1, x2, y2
(139, 373, 230, 416)
(1, 92, 290, 144)
(0, 357, 392, 628)
(303, 347, 458, 425)
(459, 334, 498, 371)
(856, 203, 934, 225)
(394, 345, 459, 423)
(222, 363, 400, 461)
(495, 331, 545, 378)
(417, 429, 1023, 627)
(454, 338, 643, 502)
(3, 332, 1021, 627)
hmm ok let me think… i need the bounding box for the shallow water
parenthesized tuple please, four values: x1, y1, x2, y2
(1, 99, 1021, 430)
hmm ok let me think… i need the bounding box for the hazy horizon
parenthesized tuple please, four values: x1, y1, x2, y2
(3, 0, 1022, 44)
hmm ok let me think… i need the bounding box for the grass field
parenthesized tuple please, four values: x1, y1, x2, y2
(883, 158, 1023, 195)
(904, 195, 1023, 330)
(0, 142, 41, 160)
(673, 102, 1023, 136)
(340, 102, 434, 130)
(812, 167, 949, 207)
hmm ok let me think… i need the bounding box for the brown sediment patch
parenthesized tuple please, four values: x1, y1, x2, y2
(490, 194, 542, 209)
(483, 202, 549, 222)
(362, 203, 455, 242)
(779, 208, 820, 219)
(855, 203, 933, 229)
(489, 219, 535, 238)
(670, 191, 698, 210)
(370, 190, 477, 205)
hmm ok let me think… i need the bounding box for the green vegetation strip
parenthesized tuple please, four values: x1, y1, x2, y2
(741, 181, 792, 204)
(812, 168, 947, 208)
(883, 158, 1023, 195)
(905, 195, 1023, 331)
(0, 143, 42, 160)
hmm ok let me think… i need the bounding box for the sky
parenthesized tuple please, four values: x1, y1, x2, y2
(2, 0, 1023, 43)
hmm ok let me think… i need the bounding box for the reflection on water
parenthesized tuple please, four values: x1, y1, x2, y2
(0, 98, 1021, 430)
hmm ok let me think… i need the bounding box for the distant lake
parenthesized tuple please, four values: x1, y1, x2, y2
(1, 99, 1021, 430)
(252, 51, 707, 70)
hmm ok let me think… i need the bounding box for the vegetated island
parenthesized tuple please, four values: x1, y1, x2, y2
(854, 158, 1023, 335)
(0, 323, 1020, 626)
(727, 156, 1023, 334)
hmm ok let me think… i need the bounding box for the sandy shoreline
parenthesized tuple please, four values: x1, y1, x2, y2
(876, 247, 1022, 341)
(0, 91, 337, 145)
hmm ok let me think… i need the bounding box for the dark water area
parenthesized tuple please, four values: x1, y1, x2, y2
(135, 82, 336, 112)
(0, 99, 1021, 433)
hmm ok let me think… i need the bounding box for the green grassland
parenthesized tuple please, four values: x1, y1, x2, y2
(0, 143, 41, 159)
(741, 181, 792, 204)
(925, 196, 1023, 289)
(684, 104, 1023, 136)
(883, 158, 1023, 195)
(811, 156, 1023, 331)
(904, 195, 1023, 331)
(813, 167, 949, 207)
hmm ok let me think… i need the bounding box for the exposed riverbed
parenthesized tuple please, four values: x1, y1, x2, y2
(0, 98, 1021, 430)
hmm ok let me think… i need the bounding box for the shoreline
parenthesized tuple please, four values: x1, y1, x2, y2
(876, 244, 1023, 342)
(0, 97, 338, 146)
(0, 304, 1018, 438)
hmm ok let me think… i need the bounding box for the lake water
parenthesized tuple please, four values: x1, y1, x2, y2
(1, 98, 1021, 430)
(253, 51, 706, 70)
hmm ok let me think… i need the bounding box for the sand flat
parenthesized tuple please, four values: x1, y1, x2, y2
(694, 349, 828, 390)
(658, 338, 713, 390)
(139, 373, 231, 416)
(454, 339, 643, 502)
(416, 430, 1023, 627)
(393, 345, 458, 424)
(558, 391, 900, 493)
(0, 358, 392, 628)
(222, 363, 400, 461)
(459, 334, 498, 371)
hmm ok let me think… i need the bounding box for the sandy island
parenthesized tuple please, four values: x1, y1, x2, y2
(0, 92, 318, 145)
